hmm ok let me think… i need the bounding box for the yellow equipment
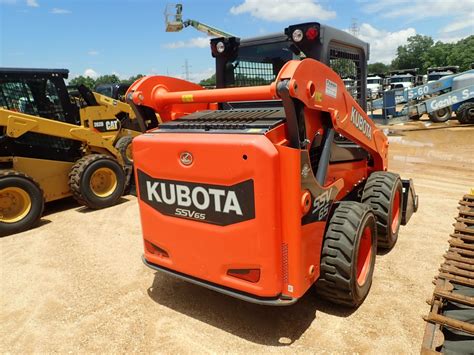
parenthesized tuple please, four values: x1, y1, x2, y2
(0, 68, 158, 236)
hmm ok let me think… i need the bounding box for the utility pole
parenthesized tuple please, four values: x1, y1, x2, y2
(349, 18, 359, 38)
(183, 59, 191, 81)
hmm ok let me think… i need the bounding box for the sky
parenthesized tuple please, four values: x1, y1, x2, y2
(1, 0, 473, 83)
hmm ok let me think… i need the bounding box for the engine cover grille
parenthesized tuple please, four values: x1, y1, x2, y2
(156, 108, 285, 134)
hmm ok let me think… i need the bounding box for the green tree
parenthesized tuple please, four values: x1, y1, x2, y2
(368, 62, 390, 74)
(391, 35, 434, 70)
(94, 74, 121, 86)
(446, 36, 474, 71)
(126, 74, 145, 83)
(330, 59, 357, 79)
(392, 35, 473, 73)
(199, 74, 216, 87)
(421, 41, 454, 71)
(235, 74, 271, 86)
(69, 75, 96, 89)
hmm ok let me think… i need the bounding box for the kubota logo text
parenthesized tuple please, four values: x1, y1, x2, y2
(137, 170, 255, 226)
(146, 181, 243, 215)
(350, 107, 372, 140)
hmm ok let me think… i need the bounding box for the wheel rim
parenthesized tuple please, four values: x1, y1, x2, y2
(0, 187, 32, 223)
(89, 167, 118, 198)
(437, 108, 448, 117)
(357, 226, 372, 286)
(391, 189, 401, 234)
(468, 108, 474, 119)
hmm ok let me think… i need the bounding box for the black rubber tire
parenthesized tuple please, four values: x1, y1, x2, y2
(456, 102, 474, 124)
(0, 170, 44, 237)
(361, 171, 403, 250)
(428, 106, 452, 123)
(115, 136, 135, 194)
(316, 202, 377, 307)
(68, 154, 125, 209)
(115, 135, 134, 166)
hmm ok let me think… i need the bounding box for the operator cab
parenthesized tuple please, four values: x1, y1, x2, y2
(0, 68, 82, 162)
(208, 23, 370, 169)
(211, 22, 369, 110)
(367, 75, 383, 99)
(427, 66, 459, 83)
(389, 74, 415, 89)
(387, 68, 417, 90)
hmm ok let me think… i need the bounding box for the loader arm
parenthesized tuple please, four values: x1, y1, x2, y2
(90, 91, 156, 133)
(129, 59, 388, 171)
(74, 86, 150, 133)
(0, 108, 122, 161)
(92, 92, 136, 118)
(275, 59, 388, 171)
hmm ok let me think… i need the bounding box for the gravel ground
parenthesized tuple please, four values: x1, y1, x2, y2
(1, 123, 473, 354)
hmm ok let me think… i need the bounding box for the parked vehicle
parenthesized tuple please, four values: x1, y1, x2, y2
(427, 66, 459, 83)
(129, 22, 418, 307)
(367, 75, 383, 99)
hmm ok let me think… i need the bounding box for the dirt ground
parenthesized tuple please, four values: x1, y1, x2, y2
(1, 122, 473, 354)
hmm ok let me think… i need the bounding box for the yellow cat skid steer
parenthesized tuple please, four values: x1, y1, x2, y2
(0, 68, 159, 236)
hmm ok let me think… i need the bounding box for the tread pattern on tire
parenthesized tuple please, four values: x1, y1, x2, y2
(361, 171, 401, 248)
(316, 201, 373, 307)
(115, 136, 134, 166)
(1, 169, 41, 183)
(0, 169, 44, 235)
(0, 169, 44, 203)
(428, 106, 452, 123)
(456, 102, 474, 124)
(115, 136, 134, 191)
(68, 154, 121, 208)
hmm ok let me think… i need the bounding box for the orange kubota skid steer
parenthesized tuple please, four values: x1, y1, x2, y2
(128, 24, 418, 306)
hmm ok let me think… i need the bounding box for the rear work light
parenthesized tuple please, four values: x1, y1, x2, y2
(292, 29, 304, 42)
(227, 268, 261, 283)
(210, 36, 240, 58)
(285, 22, 321, 49)
(306, 27, 319, 40)
(216, 41, 225, 53)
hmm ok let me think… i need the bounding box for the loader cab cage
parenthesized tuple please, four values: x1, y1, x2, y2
(0, 68, 82, 162)
(0, 68, 79, 124)
(211, 22, 369, 110)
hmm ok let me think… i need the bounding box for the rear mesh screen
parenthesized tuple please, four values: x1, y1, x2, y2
(233, 61, 275, 87)
(225, 40, 294, 87)
(329, 46, 363, 104)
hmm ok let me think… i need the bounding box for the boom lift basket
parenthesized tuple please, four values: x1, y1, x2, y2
(164, 3, 184, 32)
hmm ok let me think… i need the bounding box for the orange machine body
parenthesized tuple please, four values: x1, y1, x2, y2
(131, 59, 388, 304)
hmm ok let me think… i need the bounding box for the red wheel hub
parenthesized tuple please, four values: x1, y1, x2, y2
(391, 189, 401, 234)
(357, 226, 372, 286)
